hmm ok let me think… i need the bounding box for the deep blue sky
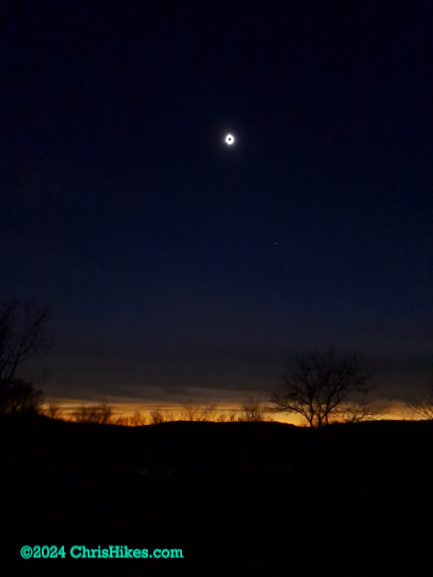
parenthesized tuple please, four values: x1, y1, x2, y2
(1, 0, 432, 405)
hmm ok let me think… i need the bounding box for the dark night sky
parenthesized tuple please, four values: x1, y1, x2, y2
(1, 0, 432, 406)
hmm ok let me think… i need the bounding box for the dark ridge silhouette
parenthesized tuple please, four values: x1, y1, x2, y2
(2, 414, 433, 576)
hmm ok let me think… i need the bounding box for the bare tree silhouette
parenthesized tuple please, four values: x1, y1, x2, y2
(112, 414, 130, 426)
(0, 298, 49, 385)
(215, 411, 238, 422)
(114, 410, 148, 426)
(406, 382, 433, 420)
(148, 408, 171, 424)
(238, 399, 271, 422)
(44, 401, 61, 419)
(129, 410, 147, 426)
(72, 401, 113, 424)
(270, 347, 371, 427)
(180, 403, 217, 421)
(0, 298, 49, 415)
(0, 377, 44, 415)
(331, 392, 389, 423)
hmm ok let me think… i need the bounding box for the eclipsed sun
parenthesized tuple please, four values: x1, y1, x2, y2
(224, 134, 235, 145)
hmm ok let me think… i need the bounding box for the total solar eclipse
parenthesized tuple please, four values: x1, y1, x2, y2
(225, 134, 235, 145)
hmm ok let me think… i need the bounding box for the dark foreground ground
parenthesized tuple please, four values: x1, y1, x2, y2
(1, 415, 433, 576)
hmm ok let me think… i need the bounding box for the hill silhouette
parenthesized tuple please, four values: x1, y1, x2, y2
(2, 415, 433, 576)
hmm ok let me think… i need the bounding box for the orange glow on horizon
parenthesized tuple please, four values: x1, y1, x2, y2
(41, 398, 415, 426)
